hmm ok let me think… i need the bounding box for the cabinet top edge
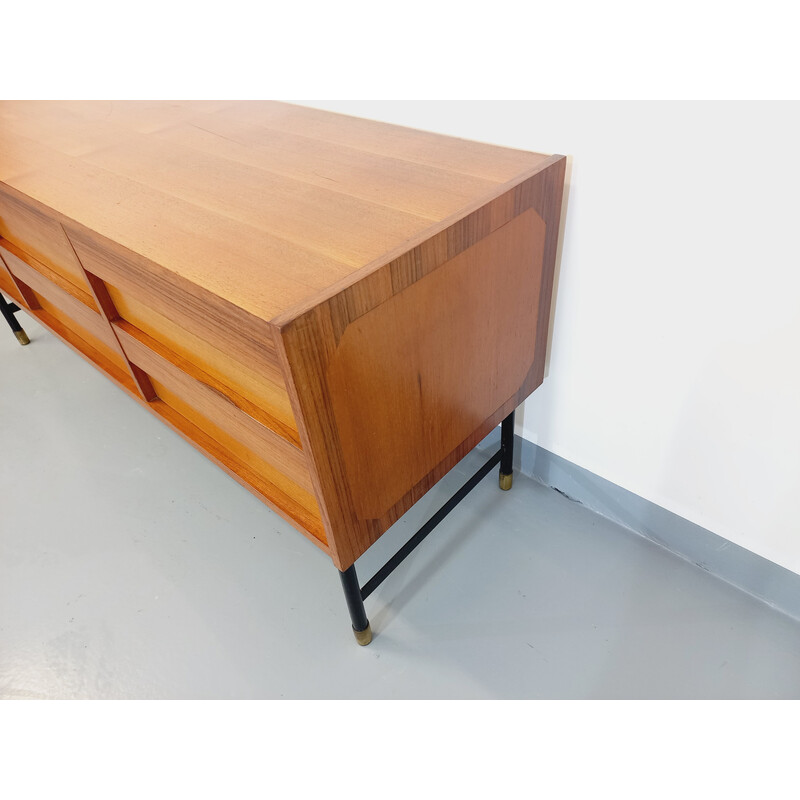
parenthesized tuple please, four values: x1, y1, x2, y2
(0, 101, 560, 323)
(272, 153, 567, 329)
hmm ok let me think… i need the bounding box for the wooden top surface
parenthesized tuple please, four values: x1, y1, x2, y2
(0, 101, 551, 323)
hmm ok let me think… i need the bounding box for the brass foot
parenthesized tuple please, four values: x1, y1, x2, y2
(499, 472, 513, 491)
(15, 329, 30, 346)
(353, 623, 373, 646)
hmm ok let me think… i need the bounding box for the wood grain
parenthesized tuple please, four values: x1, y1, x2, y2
(0, 102, 567, 572)
(0, 183, 90, 293)
(0, 261, 20, 303)
(271, 156, 563, 325)
(116, 322, 313, 493)
(279, 159, 566, 569)
(207, 102, 550, 182)
(0, 101, 549, 321)
(1, 240, 134, 380)
(0, 236, 97, 310)
(63, 221, 286, 388)
(22, 302, 139, 394)
(8, 296, 327, 550)
(151, 117, 506, 219)
(149, 397, 326, 548)
(29, 290, 129, 372)
(2, 246, 110, 344)
(148, 375, 323, 542)
(75, 266, 158, 403)
(0, 246, 36, 308)
(81, 133, 438, 269)
(104, 282, 296, 437)
(328, 208, 545, 519)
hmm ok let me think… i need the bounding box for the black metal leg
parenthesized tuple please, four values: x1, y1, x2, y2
(339, 564, 372, 645)
(499, 409, 515, 490)
(338, 410, 516, 644)
(0, 292, 30, 345)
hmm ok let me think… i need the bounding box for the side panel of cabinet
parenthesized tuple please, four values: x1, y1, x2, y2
(279, 157, 567, 570)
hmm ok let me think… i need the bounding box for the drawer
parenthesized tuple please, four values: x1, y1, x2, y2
(0, 185, 91, 296)
(105, 284, 298, 446)
(135, 351, 324, 544)
(1, 219, 321, 547)
(0, 252, 24, 305)
(0, 239, 127, 374)
(64, 225, 285, 389)
(31, 291, 128, 372)
(0, 236, 98, 311)
(115, 320, 313, 494)
(1, 232, 322, 546)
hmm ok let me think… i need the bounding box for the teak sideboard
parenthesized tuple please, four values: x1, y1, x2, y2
(0, 101, 566, 644)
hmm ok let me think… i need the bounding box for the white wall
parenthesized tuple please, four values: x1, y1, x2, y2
(301, 101, 800, 577)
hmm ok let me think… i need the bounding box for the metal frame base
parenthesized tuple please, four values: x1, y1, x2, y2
(338, 409, 516, 645)
(0, 292, 30, 345)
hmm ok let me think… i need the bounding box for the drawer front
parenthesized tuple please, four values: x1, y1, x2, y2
(32, 291, 128, 371)
(0, 185, 91, 295)
(64, 225, 285, 388)
(105, 283, 298, 446)
(115, 321, 313, 495)
(0, 186, 326, 549)
(0, 251, 23, 304)
(1, 243, 103, 338)
(0, 239, 127, 373)
(141, 361, 322, 541)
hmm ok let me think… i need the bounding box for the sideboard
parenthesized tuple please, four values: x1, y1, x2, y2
(0, 101, 566, 644)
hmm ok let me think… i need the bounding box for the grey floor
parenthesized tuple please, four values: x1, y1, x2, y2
(2, 313, 800, 699)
